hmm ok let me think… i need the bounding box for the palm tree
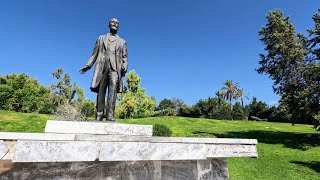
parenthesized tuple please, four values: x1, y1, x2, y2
(237, 88, 249, 107)
(220, 80, 240, 113)
(215, 91, 223, 106)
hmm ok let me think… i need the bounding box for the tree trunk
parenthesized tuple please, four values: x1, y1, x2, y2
(229, 97, 233, 120)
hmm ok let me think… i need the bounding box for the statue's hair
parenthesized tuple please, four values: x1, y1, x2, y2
(109, 18, 119, 24)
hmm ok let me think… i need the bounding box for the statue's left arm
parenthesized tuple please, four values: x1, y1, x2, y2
(121, 42, 128, 76)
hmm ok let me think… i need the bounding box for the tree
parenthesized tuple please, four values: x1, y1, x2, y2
(116, 70, 156, 118)
(308, 9, 320, 60)
(257, 10, 316, 124)
(237, 88, 249, 107)
(215, 91, 223, 106)
(307, 9, 320, 127)
(248, 97, 271, 120)
(156, 98, 175, 111)
(220, 80, 240, 113)
(80, 99, 95, 118)
(0, 73, 50, 113)
(51, 68, 82, 106)
(232, 102, 248, 120)
(189, 97, 232, 120)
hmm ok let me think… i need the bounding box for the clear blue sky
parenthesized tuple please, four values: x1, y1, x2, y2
(0, 0, 319, 106)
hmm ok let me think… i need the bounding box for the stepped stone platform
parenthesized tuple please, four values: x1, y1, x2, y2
(0, 120, 258, 180)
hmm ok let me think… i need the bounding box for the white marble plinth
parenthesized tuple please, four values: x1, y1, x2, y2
(45, 120, 153, 136)
(13, 141, 99, 162)
(0, 132, 257, 145)
(7, 139, 257, 162)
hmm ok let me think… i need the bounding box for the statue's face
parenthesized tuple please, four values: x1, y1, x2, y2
(109, 18, 119, 31)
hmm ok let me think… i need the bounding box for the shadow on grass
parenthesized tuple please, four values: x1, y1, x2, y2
(192, 130, 320, 151)
(291, 161, 320, 173)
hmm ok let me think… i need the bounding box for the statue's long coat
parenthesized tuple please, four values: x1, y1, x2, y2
(85, 34, 128, 93)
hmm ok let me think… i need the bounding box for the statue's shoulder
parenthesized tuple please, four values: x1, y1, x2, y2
(98, 34, 107, 40)
(118, 36, 126, 44)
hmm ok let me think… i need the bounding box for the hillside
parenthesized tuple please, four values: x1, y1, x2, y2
(0, 110, 319, 179)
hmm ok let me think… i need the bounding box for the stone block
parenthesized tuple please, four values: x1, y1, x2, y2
(0, 159, 229, 180)
(161, 160, 198, 180)
(197, 158, 229, 180)
(45, 120, 152, 136)
(13, 141, 99, 162)
(100, 142, 151, 161)
(149, 143, 207, 160)
(0, 132, 75, 141)
(99, 142, 207, 161)
(206, 144, 257, 158)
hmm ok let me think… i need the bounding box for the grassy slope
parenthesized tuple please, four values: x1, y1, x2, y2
(0, 111, 319, 179)
(118, 117, 320, 180)
(0, 110, 50, 132)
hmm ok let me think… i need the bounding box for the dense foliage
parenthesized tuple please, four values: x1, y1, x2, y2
(258, 10, 320, 128)
(152, 124, 172, 137)
(0, 69, 95, 119)
(115, 70, 156, 118)
(153, 98, 186, 117)
(0, 73, 50, 113)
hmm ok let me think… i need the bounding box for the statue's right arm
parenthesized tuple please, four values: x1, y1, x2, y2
(86, 36, 101, 68)
(80, 37, 100, 74)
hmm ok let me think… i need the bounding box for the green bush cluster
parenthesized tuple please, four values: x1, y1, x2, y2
(0, 73, 50, 113)
(116, 70, 156, 118)
(177, 97, 248, 120)
(0, 70, 96, 119)
(153, 124, 172, 137)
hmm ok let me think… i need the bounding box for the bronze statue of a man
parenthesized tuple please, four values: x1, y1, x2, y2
(80, 18, 128, 121)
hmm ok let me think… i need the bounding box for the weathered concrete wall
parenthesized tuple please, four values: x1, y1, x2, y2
(0, 158, 228, 180)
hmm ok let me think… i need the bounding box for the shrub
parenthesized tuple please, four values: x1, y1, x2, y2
(53, 104, 85, 121)
(312, 113, 320, 131)
(153, 124, 172, 137)
(209, 105, 233, 120)
(38, 102, 56, 114)
(153, 108, 176, 117)
(178, 105, 192, 117)
(268, 105, 292, 123)
(80, 99, 95, 118)
(232, 102, 248, 120)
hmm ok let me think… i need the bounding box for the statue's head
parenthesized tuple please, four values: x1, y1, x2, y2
(109, 18, 119, 31)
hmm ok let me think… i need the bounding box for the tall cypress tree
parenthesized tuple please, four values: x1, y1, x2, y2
(257, 10, 310, 124)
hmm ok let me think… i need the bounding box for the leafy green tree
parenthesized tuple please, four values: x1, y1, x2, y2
(50, 68, 84, 106)
(215, 91, 224, 106)
(190, 97, 232, 120)
(171, 98, 185, 111)
(237, 88, 249, 107)
(248, 97, 271, 120)
(116, 70, 156, 118)
(257, 10, 318, 124)
(80, 99, 95, 118)
(0, 73, 50, 113)
(308, 9, 320, 60)
(306, 9, 320, 127)
(232, 102, 248, 120)
(156, 98, 175, 111)
(220, 80, 240, 113)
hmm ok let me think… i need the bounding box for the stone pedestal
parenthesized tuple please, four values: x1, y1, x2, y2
(0, 120, 258, 180)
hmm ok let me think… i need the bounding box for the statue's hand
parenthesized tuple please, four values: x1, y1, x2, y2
(121, 67, 127, 77)
(80, 65, 90, 74)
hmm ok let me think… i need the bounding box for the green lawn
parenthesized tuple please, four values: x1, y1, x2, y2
(1, 110, 319, 180)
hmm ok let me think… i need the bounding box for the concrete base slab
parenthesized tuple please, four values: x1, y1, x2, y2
(0, 158, 229, 180)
